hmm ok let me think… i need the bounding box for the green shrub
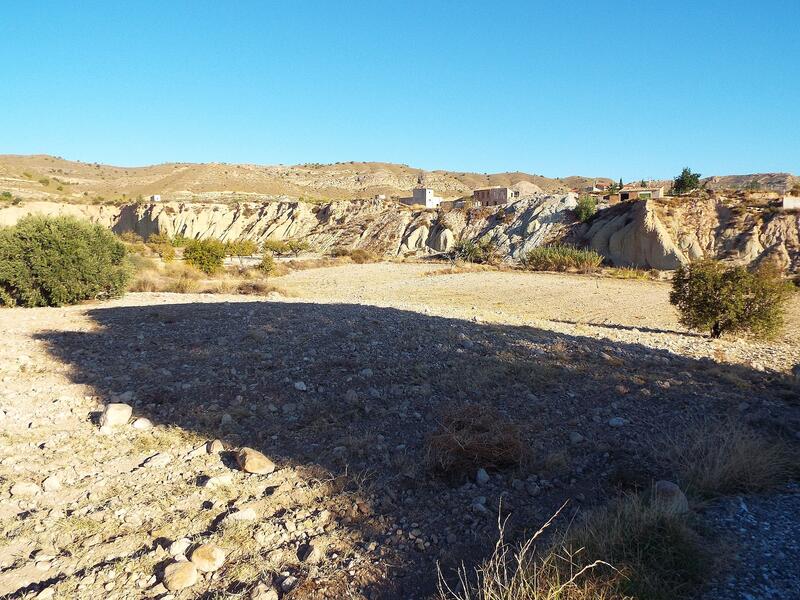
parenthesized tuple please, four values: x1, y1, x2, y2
(520, 244, 603, 272)
(286, 239, 310, 257)
(670, 259, 791, 338)
(0, 215, 130, 307)
(671, 167, 701, 195)
(257, 253, 275, 275)
(224, 239, 259, 257)
(576, 195, 597, 222)
(183, 239, 226, 274)
(261, 239, 290, 255)
(449, 238, 499, 264)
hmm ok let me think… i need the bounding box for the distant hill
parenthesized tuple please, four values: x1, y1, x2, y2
(1, 155, 795, 204)
(0, 155, 610, 203)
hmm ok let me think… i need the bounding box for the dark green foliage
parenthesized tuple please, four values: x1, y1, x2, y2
(575, 195, 597, 222)
(672, 167, 701, 195)
(0, 215, 130, 307)
(520, 244, 603, 272)
(183, 239, 226, 274)
(257, 252, 275, 275)
(670, 259, 791, 338)
(448, 238, 499, 264)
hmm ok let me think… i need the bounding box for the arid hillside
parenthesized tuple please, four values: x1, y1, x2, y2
(0, 155, 610, 203)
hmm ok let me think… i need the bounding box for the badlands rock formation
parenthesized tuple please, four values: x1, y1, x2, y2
(1, 193, 798, 272)
(578, 197, 799, 273)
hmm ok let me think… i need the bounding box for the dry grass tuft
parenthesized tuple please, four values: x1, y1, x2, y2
(427, 403, 524, 475)
(562, 495, 711, 600)
(234, 280, 286, 296)
(439, 505, 616, 600)
(664, 419, 800, 498)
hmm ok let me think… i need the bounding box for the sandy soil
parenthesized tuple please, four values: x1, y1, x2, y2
(0, 264, 798, 599)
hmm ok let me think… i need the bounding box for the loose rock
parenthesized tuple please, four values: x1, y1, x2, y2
(237, 447, 275, 474)
(162, 560, 198, 591)
(190, 543, 226, 572)
(99, 403, 132, 428)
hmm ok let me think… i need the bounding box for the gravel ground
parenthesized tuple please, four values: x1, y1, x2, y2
(700, 485, 800, 600)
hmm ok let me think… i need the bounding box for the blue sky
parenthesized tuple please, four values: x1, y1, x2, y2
(1, 1, 798, 180)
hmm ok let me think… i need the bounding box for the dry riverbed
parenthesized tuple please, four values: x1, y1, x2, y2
(1, 263, 798, 599)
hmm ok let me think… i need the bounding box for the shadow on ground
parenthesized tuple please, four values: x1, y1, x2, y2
(36, 300, 800, 599)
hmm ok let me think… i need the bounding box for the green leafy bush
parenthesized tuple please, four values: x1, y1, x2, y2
(257, 253, 275, 275)
(672, 167, 701, 195)
(670, 260, 791, 338)
(224, 239, 259, 257)
(0, 215, 130, 307)
(183, 239, 226, 274)
(520, 244, 603, 272)
(575, 195, 597, 222)
(448, 238, 499, 264)
(146, 232, 175, 262)
(286, 239, 310, 257)
(262, 239, 290, 255)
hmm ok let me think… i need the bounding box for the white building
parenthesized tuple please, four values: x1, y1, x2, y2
(149, 194, 162, 202)
(399, 188, 443, 209)
(782, 195, 800, 210)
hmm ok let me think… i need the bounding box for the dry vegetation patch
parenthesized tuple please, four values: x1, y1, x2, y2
(426, 403, 525, 476)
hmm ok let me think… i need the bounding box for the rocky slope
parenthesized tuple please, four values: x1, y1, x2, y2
(578, 196, 799, 273)
(1, 192, 798, 273)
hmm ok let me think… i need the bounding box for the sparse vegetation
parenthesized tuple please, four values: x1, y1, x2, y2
(520, 245, 603, 273)
(663, 420, 800, 498)
(261, 239, 290, 255)
(224, 238, 259, 258)
(448, 238, 499, 265)
(257, 252, 275, 275)
(670, 260, 791, 338)
(0, 215, 130, 307)
(426, 403, 524, 476)
(575, 195, 597, 222)
(184, 239, 226, 274)
(349, 248, 377, 264)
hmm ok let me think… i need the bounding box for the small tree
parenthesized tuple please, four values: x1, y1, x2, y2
(262, 239, 290, 255)
(257, 252, 275, 275)
(184, 239, 226, 274)
(286, 239, 310, 257)
(672, 168, 701, 195)
(670, 260, 791, 338)
(448, 238, 499, 265)
(575, 195, 597, 222)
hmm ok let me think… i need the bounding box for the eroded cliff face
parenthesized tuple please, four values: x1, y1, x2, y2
(579, 198, 799, 273)
(1, 195, 797, 272)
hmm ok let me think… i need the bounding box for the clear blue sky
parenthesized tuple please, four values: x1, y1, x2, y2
(2, 1, 798, 180)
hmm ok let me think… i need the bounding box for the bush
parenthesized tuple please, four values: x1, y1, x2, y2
(448, 238, 499, 265)
(224, 239, 259, 257)
(257, 253, 275, 275)
(575, 195, 597, 222)
(0, 215, 130, 307)
(183, 239, 226, 274)
(520, 245, 603, 272)
(262, 239, 290, 255)
(670, 260, 791, 338)
(286, 239, 310, 257)
(329, 247, 351, 258)
(349, 248, 376, 264)
(146, 233, 175, 262)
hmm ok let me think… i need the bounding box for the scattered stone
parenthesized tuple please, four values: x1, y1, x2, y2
(207, 439, 224, 453)
(190, 543, 226, 572)
(168, 538, 191, 558)
(99, 403, 132, 428)
(142, 452, 172, 468)
(359, 368, 374, 378)
(237, 447, 276, 474)
(608, 417, 626, 427)
(476, 468, 490, 485)
(297, 542, 321, 563)
(162, 560, 198, 591)
(42, 475, 61, 492)
(293, 381, 307, 391)
(203, 473, 234, 489)
(132, 417, 153, 430)
(251, 582, 279, 600)
(10, 480, 41, 497)
(221, 413, 233, 426)
(224, 507, 258, 523)
(281, 575, 298, 592)
(569, 431, 585, 444)
(653, 480, 689, 514)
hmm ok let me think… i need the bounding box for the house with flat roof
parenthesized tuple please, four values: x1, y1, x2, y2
(782, 195, 800, 210)
(398, 188, 443, 209)
(607, 186, 665, 204)
(473, 187, 518, 207)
